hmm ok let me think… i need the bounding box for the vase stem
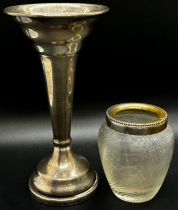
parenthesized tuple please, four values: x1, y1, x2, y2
(41, 54, 77, 143)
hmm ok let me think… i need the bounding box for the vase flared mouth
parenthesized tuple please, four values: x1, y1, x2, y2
(4, 3, 109, 18)
(106, 103, 168, 135)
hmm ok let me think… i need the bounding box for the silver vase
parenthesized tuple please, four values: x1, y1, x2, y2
(4, 3, 109, 205)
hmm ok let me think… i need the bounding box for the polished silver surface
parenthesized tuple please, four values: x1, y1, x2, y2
(4, 3, 109, 205)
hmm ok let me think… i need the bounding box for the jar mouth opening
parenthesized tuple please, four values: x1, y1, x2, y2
(106, 103, 168, 135)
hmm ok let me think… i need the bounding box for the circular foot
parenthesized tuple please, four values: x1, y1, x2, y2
(29, 172, 99, 206)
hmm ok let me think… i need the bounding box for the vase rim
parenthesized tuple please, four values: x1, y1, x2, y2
(106, 103, 168, 135)
(4, 3, 109, 18)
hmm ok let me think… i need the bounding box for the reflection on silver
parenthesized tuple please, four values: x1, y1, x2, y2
(27, 28, 38, 38)
(36, 45, 44, 53)
(41, 56, 53, 106)
(20, 17, 32, 23)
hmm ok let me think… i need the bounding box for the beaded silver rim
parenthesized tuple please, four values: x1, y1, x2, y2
(106, 103, 168, 135)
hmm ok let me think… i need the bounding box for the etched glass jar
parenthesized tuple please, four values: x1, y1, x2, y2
(98, 103, 174, 203)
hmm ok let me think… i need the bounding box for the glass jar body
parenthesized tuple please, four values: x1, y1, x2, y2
(98, 122, 174, 203)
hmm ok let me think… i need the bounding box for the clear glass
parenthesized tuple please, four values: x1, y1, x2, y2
(98, 122, 174, 203)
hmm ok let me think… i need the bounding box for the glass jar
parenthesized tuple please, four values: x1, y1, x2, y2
(98, 103, 174, 203)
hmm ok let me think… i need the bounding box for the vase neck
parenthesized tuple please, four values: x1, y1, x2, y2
(35, 41, 82, 56)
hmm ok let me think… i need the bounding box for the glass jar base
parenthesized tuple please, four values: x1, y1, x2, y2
(112, 190, 156, 203)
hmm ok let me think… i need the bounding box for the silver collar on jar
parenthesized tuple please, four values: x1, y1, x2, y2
(106, 103, 168, 135)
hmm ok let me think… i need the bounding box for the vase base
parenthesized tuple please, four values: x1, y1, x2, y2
(29, 172, 99, 206)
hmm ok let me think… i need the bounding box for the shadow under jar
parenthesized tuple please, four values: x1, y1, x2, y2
(98, 103, 174, 203)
